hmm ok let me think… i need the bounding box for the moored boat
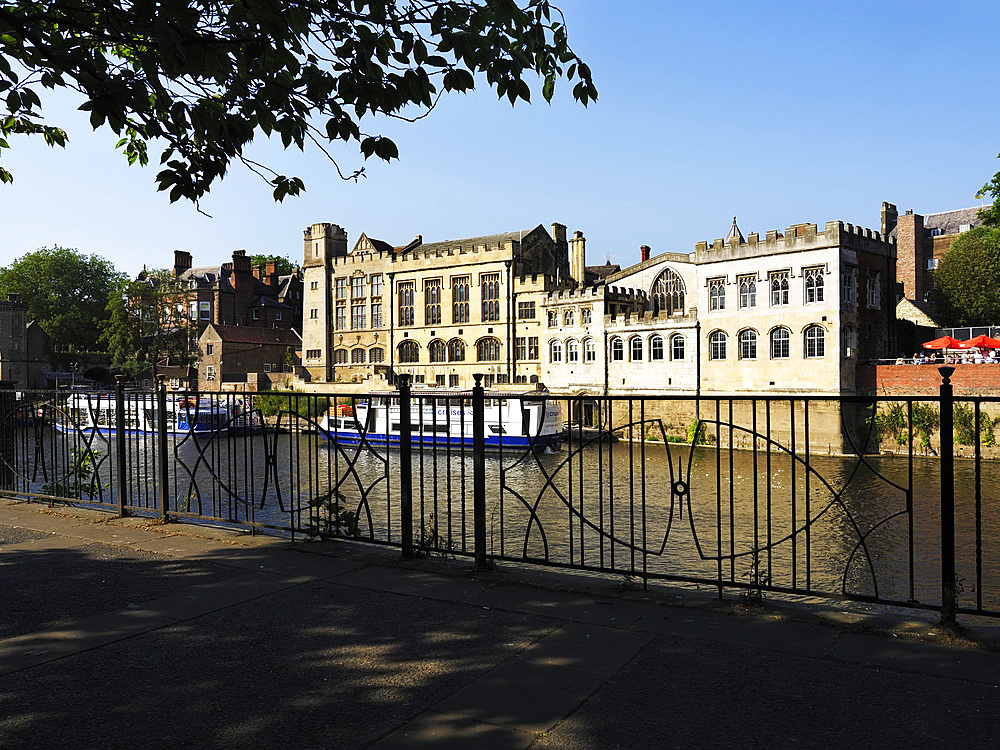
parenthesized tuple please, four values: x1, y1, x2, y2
(319, 389, 563, 451)
(55, 393, 262, 436)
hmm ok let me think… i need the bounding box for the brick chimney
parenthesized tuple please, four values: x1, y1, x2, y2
(266, 261, 278, 290)
(173, 250, 192, 277)
(231, 249, 253, 305)
(895, 212, 925, 301)
(640, 245, 650, 262)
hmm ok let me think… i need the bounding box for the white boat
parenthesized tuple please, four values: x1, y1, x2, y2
(55, 393, 262, 436)
(319, 390, 563, 451)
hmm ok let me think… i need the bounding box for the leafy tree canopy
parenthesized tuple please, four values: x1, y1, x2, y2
(0, 0, 596, 204)
(931, 226, 1000, 326)
(0, 245, 123, 351)
(101, 269, 192, 377)
(250, 253, 297, 277)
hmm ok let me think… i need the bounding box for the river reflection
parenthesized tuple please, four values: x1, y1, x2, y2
(15, 425, 999, 614)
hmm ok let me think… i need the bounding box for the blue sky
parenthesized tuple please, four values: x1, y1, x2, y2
(2, 0, 999, 276)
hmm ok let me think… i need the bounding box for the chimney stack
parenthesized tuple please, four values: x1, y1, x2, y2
(640, 245, 650, 262)
(173, 250, 192, 277)
(568, 230, 586, 286)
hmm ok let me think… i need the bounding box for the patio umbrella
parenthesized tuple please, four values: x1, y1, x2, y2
(956, 334, 1000, 349)
(921, 335, 964, 349)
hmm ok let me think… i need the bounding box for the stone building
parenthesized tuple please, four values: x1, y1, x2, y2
(0, 294, 29, 387)
(539, 218, 896, 399)
(300, 221, 578, 388)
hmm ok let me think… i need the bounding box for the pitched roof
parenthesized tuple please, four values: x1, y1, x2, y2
(586, 262, 621, 279)
(923, 205, 988, 235)
(204, 325, 301, 345)
(405, 227, 540, 255)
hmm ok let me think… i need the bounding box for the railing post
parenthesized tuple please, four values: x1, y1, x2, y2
(156, 376, 170, 523)
(472, 373, 488, 569)
(398, 375, 413, 558)
(938, 366, 956, 624)
(0, 381, 15, 492)
(114, 377, 128, 517)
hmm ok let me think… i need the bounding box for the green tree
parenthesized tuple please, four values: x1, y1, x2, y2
(0, 1, 596, 203)
(101, 269, 193, 378)
(0, 245, 123, 351)
(930, 226, 1000, 326)
(250, 254, 297, 277)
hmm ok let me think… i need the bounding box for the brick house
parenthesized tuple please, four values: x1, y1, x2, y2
(172, 250, 300, 333)
(198, 324, 301, 392)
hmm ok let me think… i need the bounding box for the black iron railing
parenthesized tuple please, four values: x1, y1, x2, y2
(1, 370, 998, 623)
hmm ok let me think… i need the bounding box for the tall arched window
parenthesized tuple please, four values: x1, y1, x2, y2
(476, 337, 501, 362)
(650, 267, 686, 315)
(369, 347, 385, 363)
(709, 331, 727, 360)
(630, 336, 643, 361)
(351, 348, 366, 364)
(770, 327, 790, 359)
(550, 339, 563, 363)
(671, 334, 685, 361)
(566, 339, 579, 363)
(428, 339, 446, 363)
(398, 340, 420, 363)
(447, 339, 466, 362)
(805, 325, 825, 358)
(584, 338, 596, 363)
(650, 334, 664, 361)
(334, 349, 349, 364)
(738, 329, 757, 360)
(610, 337, 624, 361)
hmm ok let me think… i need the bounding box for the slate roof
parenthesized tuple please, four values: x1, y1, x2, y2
(178, 266, 274, 295)
(586, 262, 621, 279)
(405, 227, 540, 255)
(204, 325, 301, 345)
(923, 205, 988, 235)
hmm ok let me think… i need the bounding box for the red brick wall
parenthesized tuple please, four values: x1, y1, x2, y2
(857, 363, 1000, 397)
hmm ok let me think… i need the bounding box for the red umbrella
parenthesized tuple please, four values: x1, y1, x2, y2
(922, 335, 964, 350)
(956, 334, 1000, 349)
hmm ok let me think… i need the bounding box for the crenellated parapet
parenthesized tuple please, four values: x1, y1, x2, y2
(693, 219, 895, 263)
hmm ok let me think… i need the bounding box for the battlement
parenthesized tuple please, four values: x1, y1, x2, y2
(694, 219, 895, 263)
(303, 222, 347, 240)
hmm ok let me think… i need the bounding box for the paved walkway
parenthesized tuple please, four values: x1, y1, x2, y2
(1, 497, 999, 749)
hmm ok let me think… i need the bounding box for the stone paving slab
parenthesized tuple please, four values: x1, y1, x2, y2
(335, 564, 492, 601)
(135, 573, 309, 621)
(0, 608, 178, 675)
(429, 657, 614, 734)
(519, 622, 653, 673)
(465, 585, 652, 627)
(4, 500, 1000, 749)
(833, 631, 1000, 683)
(371, 711, 535, 750)
(633, 606, 839, 657)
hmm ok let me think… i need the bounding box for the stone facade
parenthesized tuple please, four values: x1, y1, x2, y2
(541, 219, 897, 399)
(0, 295, 29, 387)
(300, 222, 575, 389)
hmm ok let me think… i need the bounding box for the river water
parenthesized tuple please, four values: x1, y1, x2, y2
(13, 425, 999, 614)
